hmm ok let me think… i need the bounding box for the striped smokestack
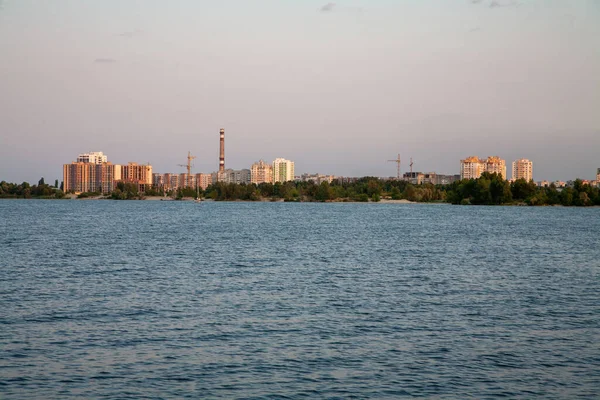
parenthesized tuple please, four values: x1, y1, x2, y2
(219, 128, 225, 172)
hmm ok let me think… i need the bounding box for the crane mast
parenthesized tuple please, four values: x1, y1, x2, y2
(387, 154, 401, 180)
(177, 151, 196, 188)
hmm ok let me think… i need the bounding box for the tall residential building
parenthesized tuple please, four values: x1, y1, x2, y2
(460, 156, 507, 180)
(512, 159, 533, 182)
(460, 156, 484, 180)
(63, 162, 116, 194)
(251, 160, 273, 184)
(485, 156, 507, 180)
(273, 158, 295, 183)
(597, 168, 600, 182)
(121, 163, 152, 185)
(152, 173, 164, 188)
(177, 173, 195, 189)
(196, 173, 213, 190)
(77, 151, 107, 164)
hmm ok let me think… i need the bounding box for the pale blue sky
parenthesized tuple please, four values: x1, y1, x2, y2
(1, 0, 599, 182)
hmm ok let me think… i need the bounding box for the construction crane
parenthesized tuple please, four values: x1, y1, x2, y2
(387, 154, 401, 180)
(410, 157, 414, 176)
(177, 151, 196, 188)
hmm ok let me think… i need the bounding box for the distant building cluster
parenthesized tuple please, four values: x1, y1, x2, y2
(61, 129, 599, 195)
(150, 129, 298, 192)
(403, 172, 460, 185)
(63, 152, 152, 194)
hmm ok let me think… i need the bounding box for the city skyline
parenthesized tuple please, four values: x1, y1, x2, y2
(1, 1, 599, 183)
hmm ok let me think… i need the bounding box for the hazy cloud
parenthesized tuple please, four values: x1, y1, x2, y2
(470, 0, 518, 7)
(117, 29, 143, 38)
(94, 58, 117, 63)
(490, 0, 518, 8)
(320, 3, 336, 12)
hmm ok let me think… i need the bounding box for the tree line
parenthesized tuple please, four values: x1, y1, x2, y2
(446, 172, 600, 206)
(0, 178, 64, 199)
(3, 175, 599, 206)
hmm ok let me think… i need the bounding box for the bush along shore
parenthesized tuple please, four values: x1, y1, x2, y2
(2, 175, 599, 206)
(0, 179, 65, 199)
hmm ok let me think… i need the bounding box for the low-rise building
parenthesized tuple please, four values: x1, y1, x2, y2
(300, 173, 335, 184)
(403, 172, 459, 185)
(214, 169, 251, 184)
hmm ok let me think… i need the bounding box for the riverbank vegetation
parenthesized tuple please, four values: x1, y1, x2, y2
(446, 173, 600, 206)
(3, 175, 599, 206)
(0, 178, 65, 199)
(202, 178, 445, 203)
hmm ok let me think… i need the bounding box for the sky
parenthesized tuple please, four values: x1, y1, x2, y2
(0, 0, 599, 183)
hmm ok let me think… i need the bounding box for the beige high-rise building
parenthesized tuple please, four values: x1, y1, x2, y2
(460, 156, 507, 180)
(63, 162, 117, 194)
(485, 156, 507, 180)
(196, 173, 213, 190)
(272, 158, 295, 183)
(251, 160, 273, 184)
(121, 163, 152, 185)
(512, 159, 533, 182)
(460, 156, 483, 180)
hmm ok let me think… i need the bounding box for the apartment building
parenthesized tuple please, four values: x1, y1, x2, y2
(76, 151, 107, 164)
(251, 160, 273, 184)
(300, 173, 335, 184)
(196, 173, 213, 190)
(63, 162, 117, 194)
(121, 162, 152, 185)
(460, 156, 507, 180)
(273, 158, 295, 183)
(512, 159, 533, 182)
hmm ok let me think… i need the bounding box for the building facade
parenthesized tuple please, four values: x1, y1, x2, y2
(460, 157, 483, 180)
(195, 173, 213, 190)
(484, 156, 507, 179)
(63, 162, 117, 194)
(300, 173, 335, 184)
(460, 156, 507, 180)
(121, 163, 152, 185)
(77, 151, 107, 164)
(215, 169, 251, 185)
(251, 160, 273, 184)
(512, 159, 533, 182)
(273, 158, 295, 183)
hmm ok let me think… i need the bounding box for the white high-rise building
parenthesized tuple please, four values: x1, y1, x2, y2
(77, 151, 108, 164)
(512, 159, 533, 182)
(272, 158, 295, 183)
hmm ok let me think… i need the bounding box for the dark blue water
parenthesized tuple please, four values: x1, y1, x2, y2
(1, 200, 599, 399)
